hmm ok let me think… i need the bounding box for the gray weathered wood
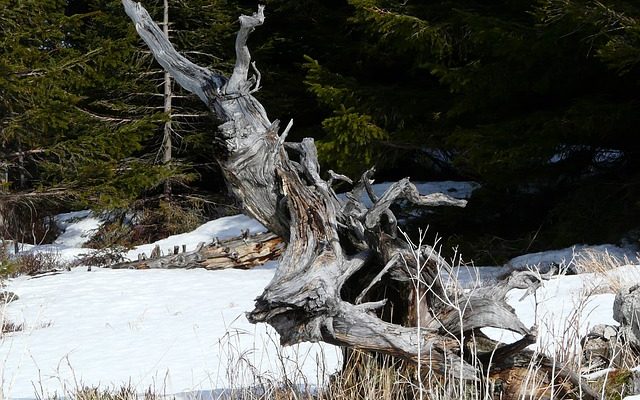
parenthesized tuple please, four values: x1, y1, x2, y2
(123, 1, 596, 394)
(110, 231, 283, 270)
(614, 284, 640, 353)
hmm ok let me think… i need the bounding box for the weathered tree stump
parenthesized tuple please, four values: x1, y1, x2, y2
(122, 1, 597, 397)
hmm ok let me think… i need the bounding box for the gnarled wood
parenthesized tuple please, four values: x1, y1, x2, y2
(123, 1, 596, 395)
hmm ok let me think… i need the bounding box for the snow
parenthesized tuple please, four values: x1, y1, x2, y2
(481, 266, 640, 351)
(53, 211, 101, 249)
(484, 246, 640, 353)
(1, 265, 338, 399)
(340, 180, 479, 207)
(548, 145, 624, 165)
(123, 214, 267, 261)
(507, 244, 639, 272)
(1, 214, 338, 399)
(2, 184, 640, 398)
(409, 181, 478, 200)
(5, 211, 103, 263)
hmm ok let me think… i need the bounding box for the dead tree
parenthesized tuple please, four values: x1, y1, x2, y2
(122, 2, 598, 397)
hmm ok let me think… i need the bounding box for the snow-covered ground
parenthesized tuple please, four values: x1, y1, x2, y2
(482, 264, 640, 348)
(1, 213, 338, 399)
(1, 180, 640, 399)
(1, 265, 339, 399)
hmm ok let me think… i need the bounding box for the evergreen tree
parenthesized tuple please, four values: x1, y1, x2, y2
(123, 0, 237, 203)
(301, 0, 458, 178)
(158, 0, 238, 198)
(1, 0, 239, 237)
(0, 0, 178, 241)
(302, 0, 640, 259)
(0, 0, 169, 206)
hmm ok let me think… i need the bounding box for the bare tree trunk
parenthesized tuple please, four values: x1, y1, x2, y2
(122, 2, 598, 397)
(0, 161, 8, 194)
(162, 0, 172, 197)
(16, 140, 25, 189)
(0, 160, 8, 239)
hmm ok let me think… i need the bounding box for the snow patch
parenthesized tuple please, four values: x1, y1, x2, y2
(483, 264, 640, 354)
(339, 180, 479, 208)
(53, 210, 101, 248)
(124, 214, 266, 261)
(506, 244, 639, 272)
(1, 211, 335, 399)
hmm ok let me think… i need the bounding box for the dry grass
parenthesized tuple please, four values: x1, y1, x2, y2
(1, 247, 69, 279)
(13, 251, 68, 276)
(71, 385, 163, 400)
(323, 351, 419, 400)
(1, 319, 23, 335)
(572, 249, 637, 275)
(32, 384, 163, 400)
(572, 248, 640, 294)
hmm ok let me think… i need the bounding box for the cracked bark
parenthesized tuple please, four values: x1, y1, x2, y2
(122, 1, 596, 396)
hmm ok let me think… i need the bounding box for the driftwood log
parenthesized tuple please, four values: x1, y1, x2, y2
(110, 231, 284, 270)
(122, 2, 597, 397)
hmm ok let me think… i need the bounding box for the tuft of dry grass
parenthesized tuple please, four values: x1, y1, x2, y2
(33, 384, 163, 400)
(323, 351, 412, 400)
(73, 385, 163, 400)
(13, 251, 68, 276)
(1, 320, 23, 335)
(1, 244, 70, 279)
(572, 249, 637, 275)
(565, 248, 640, 294)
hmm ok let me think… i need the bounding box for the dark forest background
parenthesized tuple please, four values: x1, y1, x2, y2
(2, 0, 639, 263)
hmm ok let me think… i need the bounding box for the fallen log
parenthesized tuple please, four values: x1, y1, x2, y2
(110, 232, 284, 270)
